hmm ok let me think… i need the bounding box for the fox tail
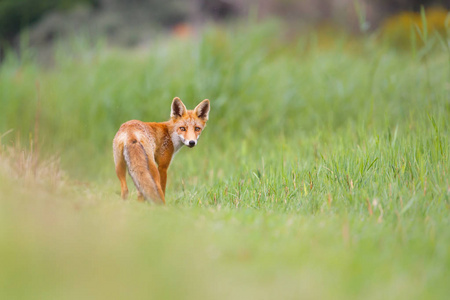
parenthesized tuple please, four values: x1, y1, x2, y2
(123, 138, 164, 204)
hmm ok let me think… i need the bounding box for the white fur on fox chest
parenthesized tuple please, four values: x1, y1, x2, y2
(171, 131, 184, 153)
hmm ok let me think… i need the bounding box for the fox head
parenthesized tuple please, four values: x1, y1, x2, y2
(170, 97, 210, 149)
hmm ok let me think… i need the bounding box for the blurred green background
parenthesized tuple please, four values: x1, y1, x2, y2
(0, 1, 449, 299)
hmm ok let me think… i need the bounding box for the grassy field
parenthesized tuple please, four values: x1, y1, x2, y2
(0, 21, 449, 299)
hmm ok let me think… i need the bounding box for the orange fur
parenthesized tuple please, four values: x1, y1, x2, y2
(113, 97, 210, 204)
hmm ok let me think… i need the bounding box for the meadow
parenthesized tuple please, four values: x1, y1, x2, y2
(0, 20, 449, 299)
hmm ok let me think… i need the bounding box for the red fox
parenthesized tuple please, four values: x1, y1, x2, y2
(113, 97, 210, 204)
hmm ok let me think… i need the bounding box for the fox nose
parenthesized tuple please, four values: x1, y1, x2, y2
(189, 140, 196, 147)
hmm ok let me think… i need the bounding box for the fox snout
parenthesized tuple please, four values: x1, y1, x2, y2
(188, 140, 196, 148)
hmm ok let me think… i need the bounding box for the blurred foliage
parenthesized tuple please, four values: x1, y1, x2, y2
(2, 0, 450, 55)
(378, 0, 449, 12)
(380, 7, 449, 48)
(0, 22, 449, 299)
(98, 0, 191, 26)
(0, 0, 96, 41)
(0, 21, 448, 178)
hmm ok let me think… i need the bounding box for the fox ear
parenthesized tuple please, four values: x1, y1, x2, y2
(194, 99, 210, 121)
(171, 97, 187, 119)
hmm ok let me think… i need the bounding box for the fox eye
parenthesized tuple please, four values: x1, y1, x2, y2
(180, 127, 186, 131)
(195, 127, 201, 131)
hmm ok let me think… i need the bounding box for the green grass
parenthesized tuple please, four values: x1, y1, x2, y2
(0, 21, 449, 299)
